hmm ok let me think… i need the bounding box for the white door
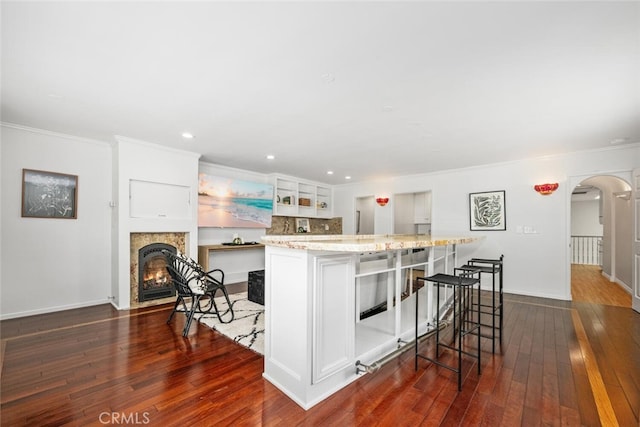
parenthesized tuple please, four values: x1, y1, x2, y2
(633, 168, 640, 313)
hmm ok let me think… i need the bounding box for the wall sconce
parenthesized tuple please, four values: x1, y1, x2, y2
(376, 197, 389, 206)
(534, 183, 559, 195)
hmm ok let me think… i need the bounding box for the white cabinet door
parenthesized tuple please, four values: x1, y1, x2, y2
(129, 179, 191, 219)
(312, 254, 355, 384)
(632, 168, 639, 313)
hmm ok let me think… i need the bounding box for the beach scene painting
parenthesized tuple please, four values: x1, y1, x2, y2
(198, 174, 274, 228)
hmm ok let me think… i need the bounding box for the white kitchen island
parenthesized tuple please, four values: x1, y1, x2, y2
(261, 234, 482, 409)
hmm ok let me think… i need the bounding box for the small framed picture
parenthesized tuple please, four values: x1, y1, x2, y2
(296, 218, 310, 233)
(469, 190, 505, 231)
(22, 169, 78, 219)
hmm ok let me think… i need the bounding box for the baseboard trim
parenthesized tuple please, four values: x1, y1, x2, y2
(601, 271, 632, 294)
(0, 298, 111, 320)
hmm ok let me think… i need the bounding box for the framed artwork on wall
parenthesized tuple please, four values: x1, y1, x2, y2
(21, 168, 78, 219)
(198, 173, 274, 228)
(469, 190, 506, 231)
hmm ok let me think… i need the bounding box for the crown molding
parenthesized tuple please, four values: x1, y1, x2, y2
(114, 135, 201, 159)
(1, 122, 110, 147)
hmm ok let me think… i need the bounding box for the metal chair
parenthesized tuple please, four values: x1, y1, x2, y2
(162, 250, 234, 336)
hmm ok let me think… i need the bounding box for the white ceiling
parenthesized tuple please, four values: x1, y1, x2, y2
(2, 1, 639, 184)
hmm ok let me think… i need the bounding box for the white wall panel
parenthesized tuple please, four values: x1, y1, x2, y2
(1, 125, 112, 318)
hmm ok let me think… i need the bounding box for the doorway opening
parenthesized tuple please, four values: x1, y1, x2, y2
(393, 191, 431, 235)
(355, 196, 375, 235)
(570, 175, 632, 307)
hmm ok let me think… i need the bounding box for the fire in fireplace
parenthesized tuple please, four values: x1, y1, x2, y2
(138, 243, 177, 302)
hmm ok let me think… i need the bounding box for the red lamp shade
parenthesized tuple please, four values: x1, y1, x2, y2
(534, 183, 559, 195)
(376, 197, 389, 206)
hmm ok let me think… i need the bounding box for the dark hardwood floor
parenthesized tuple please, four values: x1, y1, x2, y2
(1, 273, 639, 426)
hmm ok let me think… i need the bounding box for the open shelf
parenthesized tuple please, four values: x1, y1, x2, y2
(271, 175, 333, 218)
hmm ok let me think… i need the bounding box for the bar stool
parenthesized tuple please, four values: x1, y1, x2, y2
(461, 255, 504, 353)
(415, 271, 481, 391)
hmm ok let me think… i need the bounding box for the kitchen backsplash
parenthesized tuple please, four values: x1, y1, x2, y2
(267, 216, 342, 235)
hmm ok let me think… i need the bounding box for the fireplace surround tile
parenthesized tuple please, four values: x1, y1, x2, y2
(130, 232, 186, 308)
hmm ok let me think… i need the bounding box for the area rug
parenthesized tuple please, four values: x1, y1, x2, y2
(198, 292, 264, 355)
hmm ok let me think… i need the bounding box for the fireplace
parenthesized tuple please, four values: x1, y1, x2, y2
(130, 232, 186, 307)
(138, 243, 177, 302)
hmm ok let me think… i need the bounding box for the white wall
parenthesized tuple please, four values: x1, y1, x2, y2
(1, 124, 112, 318)
(393, 193, 415, 234)
(600, 187, 614, 277)
(113, 136, 200, 309)
(614, 194, 633, 288)
(334, 144, 639, 300)
(571, 200, 603, 236)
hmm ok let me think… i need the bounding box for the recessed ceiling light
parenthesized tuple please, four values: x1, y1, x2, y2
(327, 171, 334, 175)
(321, 73, 335, 84)
(266, 155, 275, 160)
(609, 137, 628, 145)
(181, 132, 194, 139)
(345, 176, 351, 180)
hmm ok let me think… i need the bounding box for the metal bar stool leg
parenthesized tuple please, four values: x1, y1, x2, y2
(491, 267, 496, 353)
(499, 262, 504, 347)
(415, 273, 481, 391)
(456, 284, 462, 391)
(461, 256, 503, 354)
(455, 266, 482, 378)
(415, 281, 419, 371)
(436, 283, 442, 358)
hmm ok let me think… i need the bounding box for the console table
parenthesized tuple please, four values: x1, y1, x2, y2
(197, 243, 265, 284)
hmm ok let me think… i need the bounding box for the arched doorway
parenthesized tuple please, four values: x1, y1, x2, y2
(569, 174, 632, 307)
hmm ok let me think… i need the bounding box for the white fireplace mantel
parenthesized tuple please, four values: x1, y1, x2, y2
(113, 136, 201, 310)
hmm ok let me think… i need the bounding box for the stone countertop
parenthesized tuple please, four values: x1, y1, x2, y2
(260, 234, 483, 252)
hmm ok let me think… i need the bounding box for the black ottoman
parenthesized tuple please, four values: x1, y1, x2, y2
(248, 270, 265, 305)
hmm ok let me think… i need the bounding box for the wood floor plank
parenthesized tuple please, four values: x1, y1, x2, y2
(524, 360, 544, 416)
(560, 405, 582, 426)
(499, 380, 526, 426)
(458, 387, 490, 425)
(566, 318, 603, 426)
(541, 371, 561, 425)
(571, 309, 620, 426)
(488, 365, 513, 410)
(479, 401, 504, 427)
